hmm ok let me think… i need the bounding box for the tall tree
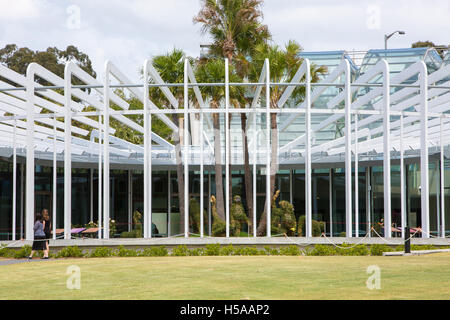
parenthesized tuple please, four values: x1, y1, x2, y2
(248, 40, 327, 235)
(0, 44, 96, 85)
(195, 58, 244, 222)
(147, 48, 193, 233)
(194, 0, 271, 233)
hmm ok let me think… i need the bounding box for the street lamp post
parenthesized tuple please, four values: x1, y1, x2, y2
(384, 31, 406, 50)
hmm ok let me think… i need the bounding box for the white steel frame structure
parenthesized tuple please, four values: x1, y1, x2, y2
(1, 54, 450, 241)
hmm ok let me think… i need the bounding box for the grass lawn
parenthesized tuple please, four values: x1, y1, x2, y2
(0, 254, 449, 300)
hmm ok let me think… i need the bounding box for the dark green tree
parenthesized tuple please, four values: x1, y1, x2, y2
(0, 44, 96, 85)
(144, 48, 195, 233)
(194, 0, 271, 231)
(412, 40, 449, 58)
(195, 58, 245, 221)
(248, 40, 327, 235)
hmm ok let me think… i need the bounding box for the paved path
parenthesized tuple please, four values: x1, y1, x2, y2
(0, 259, 53, 266)
(0, 259, 29, 266)
(383, 248, 450, 256)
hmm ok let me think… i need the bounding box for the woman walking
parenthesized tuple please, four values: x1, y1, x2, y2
(42, 209, 51, 259)
(28, 213, 47, 260)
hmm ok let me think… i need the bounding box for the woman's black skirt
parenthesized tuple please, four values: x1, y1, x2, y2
(32, 236, 46, 250)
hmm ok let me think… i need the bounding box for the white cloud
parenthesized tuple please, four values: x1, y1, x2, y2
(0, 0, 448, 82)
(0, 0, 42, 20)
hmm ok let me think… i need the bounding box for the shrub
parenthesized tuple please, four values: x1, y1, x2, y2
(189, 248, 204, 256)
(120, 211, 143, 238)
(116, 245, 138, 257)
(240, 246, 261, 256)
(189, 198, 208, 235)
(171, 245, 189, 256)
(411, 244, 435, 251)
(55, 246, 85, 258)
(279, 245, 301, 256)
(230, 196, 248, 236)
(210, 196, 226, 236)
(0, 245, 14, 258)
(219, 245, 234, 256)
(336, 244, 369, 256)
(271, 193, 297, 236)
(204, 243, 221, 256)
(13, 245, 32, 259)
(370, 244, 393, 256)
(140, 246, 168, 257)
(264, 246, 280, 256)
(89, 247, 114, 257)
(308, 244, 337, 256)
(297, 215, 325, 237)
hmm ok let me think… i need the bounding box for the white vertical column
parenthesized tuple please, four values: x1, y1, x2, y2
(90, 168, 93, 225)
(200, 109, 204, 238)
(208, 172, 212, 236)
(382, 60, 391, 238)
(419, 61, 429, 238)
(184, 59, 189, 238)
(98, 115, 102, 239)
(344, 60, 352, 238)
(53, 116, 57, 240)
(329, 169, 333, 237)
(103, 62, 111, 239)
(265, 58, 271, 237)
(148, 95, 152, 239)
(440, 117, 445, 238)
(367, 168, 371, 237)
(128, 170, 132, 233)
(354, 113, 359, 237)
(25, 64, 36, 240)
(436, 160, 440, 237)
(168, 170, 171, 237)
(143, 60, 151, 239)
(304, 59, 312, 238)
(289, 169, 293, 205)
(253, 109, 257, 237)
(12, 120, 17, 241)
(20, 163, 24, 239)
(64, 63, 73, 240)
(400, 114, 405, 238)
(225, 58, 230, 238)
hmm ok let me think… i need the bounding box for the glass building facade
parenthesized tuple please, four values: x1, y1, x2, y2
(0, 47, 449, 241)
(1, 157, 449, 240)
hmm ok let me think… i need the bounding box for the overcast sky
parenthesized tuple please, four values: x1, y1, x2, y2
(0, 0, 448, 82)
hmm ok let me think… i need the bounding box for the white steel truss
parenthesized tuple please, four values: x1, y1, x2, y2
(0, 55, 449, 240)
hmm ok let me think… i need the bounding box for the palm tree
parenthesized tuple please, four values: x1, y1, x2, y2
(195, 59, 244, 223)
(194, 0, 271, 232)
(146, 48, 193, 234)
(248, 40, 327, 236)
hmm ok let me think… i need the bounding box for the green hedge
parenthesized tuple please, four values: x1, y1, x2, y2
(2, 243, 448, 259)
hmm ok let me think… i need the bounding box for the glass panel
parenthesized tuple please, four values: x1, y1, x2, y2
(407, 163, 421, 228)
(332, 168, 346, 236)
(0, 161, 13, 240)
(312, 169, 330, 237)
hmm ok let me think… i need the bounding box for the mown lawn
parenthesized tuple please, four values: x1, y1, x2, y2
(0, 254, 449, 300)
